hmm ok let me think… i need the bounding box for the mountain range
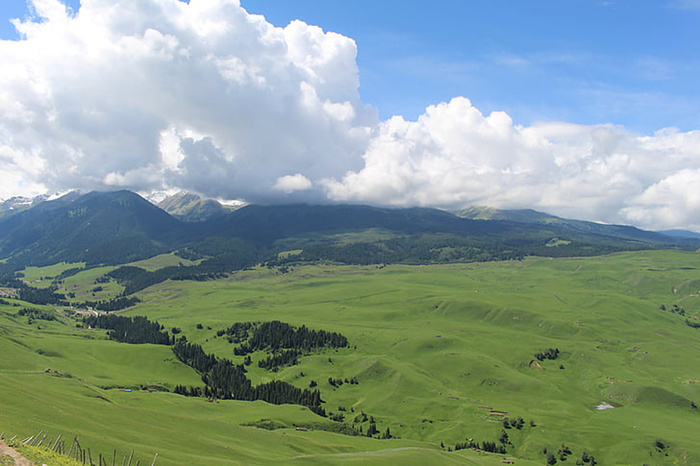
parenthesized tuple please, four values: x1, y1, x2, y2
(0, 190, 697, 273)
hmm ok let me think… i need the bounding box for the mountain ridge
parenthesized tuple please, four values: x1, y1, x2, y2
(0, 190, 696, 273)
(456, 205, 698, 245)
(156, 191, 243, 222)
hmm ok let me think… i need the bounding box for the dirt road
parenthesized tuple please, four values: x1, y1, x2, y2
(0, 440, 33, 466)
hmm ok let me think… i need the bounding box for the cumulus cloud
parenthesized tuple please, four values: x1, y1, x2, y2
(323, 98, 700, 230)
(622, 168, 700, 231)
(0, 0, 373, 201)
(273, 173, 312, 193)
(0, 0, 699, 231)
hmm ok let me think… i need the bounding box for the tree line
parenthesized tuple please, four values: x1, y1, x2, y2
(267, 234, 525, 267)
(105, 265, 230, 296)
(77, 296, 141, 312)
(244, 321, 348, 353)
(83, 314, 173, 345)
(452, 439, 507, 454)
(16, 307, 57, 322)
(225, 321, 349, 372)
(258, 349, 300, 371)
(172, 340, 325, 415)
(82, 315, 328, 415)
(0, 275, 68, 306)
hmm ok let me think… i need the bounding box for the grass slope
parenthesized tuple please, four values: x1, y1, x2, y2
(0, 299, 520, 464)
(2, 250, 700, 464)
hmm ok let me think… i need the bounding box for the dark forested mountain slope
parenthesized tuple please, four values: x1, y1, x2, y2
(0, 191, 697, 273)
(0, 190, 190, 268)
(208, 203, 507, 243)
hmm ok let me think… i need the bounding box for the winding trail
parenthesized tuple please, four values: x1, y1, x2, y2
(0, 440, 34, 466)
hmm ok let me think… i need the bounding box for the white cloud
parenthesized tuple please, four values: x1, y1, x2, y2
(621, 168, 700, 231)
(273, 173, 312, 193)
(323, 98, 700, 230)
(0, 0, 699, 231)
(0, 0, 373, 201)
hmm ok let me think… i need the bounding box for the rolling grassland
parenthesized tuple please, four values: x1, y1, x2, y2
(1, 251, 699, 464)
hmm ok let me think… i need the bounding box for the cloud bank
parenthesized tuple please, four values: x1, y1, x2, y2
(1, 0, 699, 231)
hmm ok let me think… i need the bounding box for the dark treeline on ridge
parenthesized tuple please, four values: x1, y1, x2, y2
(83, 314, 172, 345)
(77, 296, 141, 312)
(16, 307, 57, 322)
(96, 231, 640, 298)
(105, 265, 231, 296)
(170, 320, 350, 412)
(17, 285, 68, 306)
(268, 234, 531, 266)
(232, 321, 349, 354)
(0, 274, 68, 305)
(104, 237, 262, 295)
(224, 321, 349, 372)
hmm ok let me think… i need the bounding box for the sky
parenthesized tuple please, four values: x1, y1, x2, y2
(0, 0, 699, 231)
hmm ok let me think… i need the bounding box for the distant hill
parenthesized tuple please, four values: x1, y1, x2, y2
(455, 206, 557, 223)
(0, 191, 698, 273)
(0, 196, 39, 218)
(0, 193, 55, 219)
(455, 206, 696, 246)
(157, 191, 242, 222)
(658, 229, 700, 239)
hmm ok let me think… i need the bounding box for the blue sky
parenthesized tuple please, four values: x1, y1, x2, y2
(245, 0, 700, 134)
(2, 0, 699, 134)
(0, 0, 699, 230)
(249, 0, 700, 134)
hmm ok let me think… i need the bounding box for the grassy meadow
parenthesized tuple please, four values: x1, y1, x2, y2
(1, 250, 700, 464)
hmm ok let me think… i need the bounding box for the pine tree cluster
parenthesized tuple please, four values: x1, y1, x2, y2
(18, 284, 67, 305)
(83, 314, 172, 345)
(245, 321, 348, 353)
(224, 321, 349, 371)
(452, 439, 506, 454)
(221, 322, 255, 343)
(172, 341, 324, 414)
(534, 348, 560, 361)
(78, 296, 141, 312)
(502, 416, 526, 430)
(258, 349, 300, 371)
(16, 307, 57, 322)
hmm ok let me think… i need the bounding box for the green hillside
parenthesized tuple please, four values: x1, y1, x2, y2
(1, 250, 699, 464)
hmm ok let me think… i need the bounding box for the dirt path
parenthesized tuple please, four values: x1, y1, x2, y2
(0, 440, 34, 466)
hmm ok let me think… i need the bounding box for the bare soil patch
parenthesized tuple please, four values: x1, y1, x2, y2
(0, 440, 33, 466)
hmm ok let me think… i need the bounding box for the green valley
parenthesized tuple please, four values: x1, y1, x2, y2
(2, 250, 699, 464)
